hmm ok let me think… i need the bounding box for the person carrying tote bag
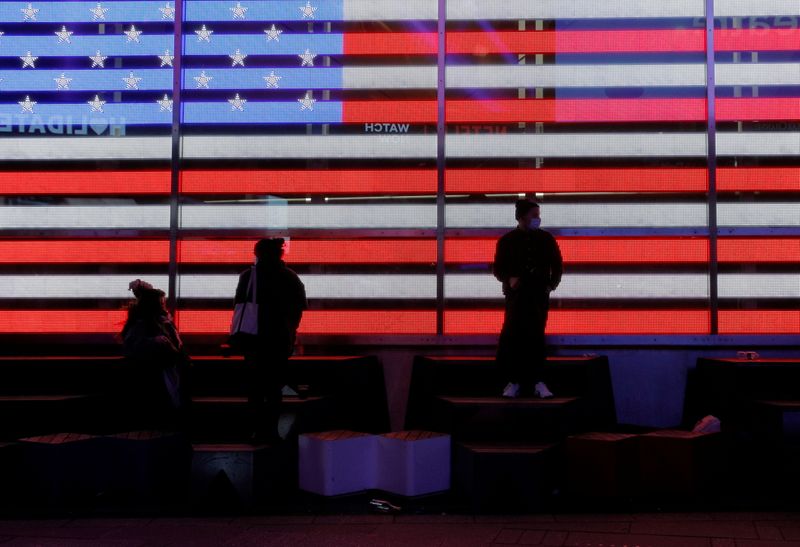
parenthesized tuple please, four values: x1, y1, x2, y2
(231, 238, 307, 444)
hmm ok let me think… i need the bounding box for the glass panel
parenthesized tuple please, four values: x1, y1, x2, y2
(176, 0, 439, 338)
(443, 2, 713, 336)
(0, 1, 173, 337)
(714, 6, 800, 335)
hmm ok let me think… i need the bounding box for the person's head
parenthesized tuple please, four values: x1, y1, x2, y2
(254, 237, 285, 262)
(515, 199, 541, 230)
(122, 279, 167, 334)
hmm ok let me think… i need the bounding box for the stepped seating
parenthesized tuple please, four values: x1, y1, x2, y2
(0, 353, 390, 508)
(406, 355, 616, 441)
(453, 442, 558, 513)
(684, 357, 800, 498)
(0, 354, 389, 442)
(407, 355, 616, 510)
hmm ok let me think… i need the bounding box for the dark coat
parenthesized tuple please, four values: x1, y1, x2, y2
(234, 259, 307, 350)
(493, 227, 563, 296)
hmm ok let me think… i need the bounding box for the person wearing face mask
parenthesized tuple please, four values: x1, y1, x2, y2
(492, 199, 563, 399)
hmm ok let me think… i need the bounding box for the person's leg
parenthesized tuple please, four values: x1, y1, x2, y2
(262, 352, 289, 441)
(245, 351, 268, 439)
(530, 293, 552, 396)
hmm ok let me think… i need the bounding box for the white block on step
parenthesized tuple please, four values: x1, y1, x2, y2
(298, 430, 377, 496)
(377, 431, 451, 496)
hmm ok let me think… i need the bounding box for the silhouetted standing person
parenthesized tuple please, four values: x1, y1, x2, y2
(234, 238, 307, 444)
(493, 199, 563, 398)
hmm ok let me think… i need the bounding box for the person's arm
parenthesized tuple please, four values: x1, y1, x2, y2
(492, 236, 510, 282)
(288, 275, 307, 331)
(233, 269, 249, 304)
(549, 235, 563, 291)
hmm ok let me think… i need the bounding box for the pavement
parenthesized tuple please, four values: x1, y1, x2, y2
(1, 512, 800, 546)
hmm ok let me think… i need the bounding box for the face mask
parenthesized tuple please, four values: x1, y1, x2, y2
(528, 218, 541, 230)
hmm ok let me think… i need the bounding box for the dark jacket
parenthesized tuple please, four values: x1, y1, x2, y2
(234, 259, 307, 348)
(493, 227, 563, 296)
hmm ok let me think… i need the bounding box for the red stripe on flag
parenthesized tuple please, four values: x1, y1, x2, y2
(719, 311, 800, 335)
(179, 239, 438, 264)
(448, 99, 706, 123)
(343, 99, 707, 123)
(717, 98, 800, 121)
(0, 240, 170, 264)
(341, 101, 436, 123)
(719, 238, 800, 264)
(344, 30, 706, 55)
(445, 310, 711, 335)
(716, 29, 800, 52)
(718, 167, 800, 192)
(177, 310, 437, 335)
(446, 168, 708, 193)
(446, 238, 709, 264)
(181, 169, 436, 195)
(0, 171, 170, 195)
(0, 311, 127, 333)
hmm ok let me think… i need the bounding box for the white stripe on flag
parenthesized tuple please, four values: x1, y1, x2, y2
(343, 66, 437, 89)
(179, 204, 438, 229)
(716, 63, 800, 87)
(447, 133, 708, 158)
(0, 137, 171, 161)
(0, 275, 168, 298)
(183, 134, 707, 160)
(179, 274, 437, 299)
(0, 206, 169, 229)
(2, 273, 796, 300)
(446, 203, 708, 228)
(445, 274, 710, 299)
(444, 0, 705, 19)
(446, 64, 706, 89)
(716, 0, 800, 16)
(343, 0, 438, 20)
(718, 202, 800, 227)
(717, 132, 800, 156)
(719, 274, 800, 299)
(181, 135, 436, 159)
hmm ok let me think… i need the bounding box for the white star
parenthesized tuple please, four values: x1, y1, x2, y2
(159, 49, 174, 67)
(298, 49, 316, 67)
(230, 1, 247, 19)
(122, 71, 142, 89)
(157, 94, 173, 112)
(194, 70, 212, 88)
(21, 3, 39, 21)
(228, 93, 246, 111)
(229, 48, 247, 67)
(0, 31, 4, 39)
(124, 25, 142, 43)
(264, 24, 283, 42)
(54, 73, 72, 90)
(55, 25, 73, 43)
(263, 70, 282, 88)
(159, 2, 175, 20)
(89, 50, 107, 68)
(298, 91, 316, 111)
(195, 25, 213, 42)
(89, 3, 109, 20)
(299, 1, 317, 19)
(18, 95, 36, 113)
(20, 51, 38, 68)
(88, 94, 106, 112)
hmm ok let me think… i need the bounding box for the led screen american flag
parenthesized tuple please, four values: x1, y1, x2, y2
(0, 0, 797, 339)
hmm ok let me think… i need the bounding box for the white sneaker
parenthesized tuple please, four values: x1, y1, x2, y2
(502, 382, 520, 398)
(533, 381, 554, 399)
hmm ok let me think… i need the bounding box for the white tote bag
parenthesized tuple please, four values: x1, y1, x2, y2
(230, 266, 259, 336)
